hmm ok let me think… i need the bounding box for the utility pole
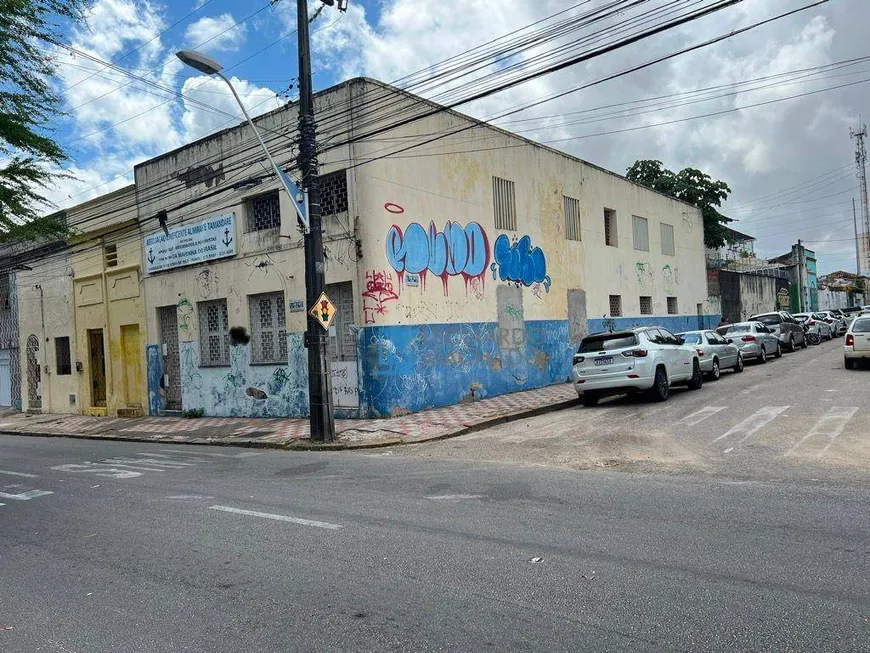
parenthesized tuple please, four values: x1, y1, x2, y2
(854, 198, 861, 278)
(796, 239, 804, 312)
(297, 0, 343, 442)
(851, 125, 870, 276)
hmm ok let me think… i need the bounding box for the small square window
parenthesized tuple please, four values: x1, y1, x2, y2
(55, 337, 71, 375)
(640, 296, 653, 315)
(247, 192, 281, 232)
(320, 170, 349, 216)
(667, 296, 678, 315)
(609, 294, 622, 317)
(249, 292, 287, 364)
(198, 299, 230, 366)
(0, 274, 10, 310)
(604, 208, 617, 246)
(104, 243, 118, 268)
(564, 195, 581, 241)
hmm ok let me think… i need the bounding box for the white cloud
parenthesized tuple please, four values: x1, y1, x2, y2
(180, 75, 285, 143)
(184, 13, 247, 54)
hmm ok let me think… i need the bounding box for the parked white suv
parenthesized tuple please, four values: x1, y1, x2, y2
(844, 315, 870, 369)
(572, 326, 703, 406)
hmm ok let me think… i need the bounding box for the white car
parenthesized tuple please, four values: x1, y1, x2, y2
(844, 315, 870, 369)
(572, 326, 703, 406)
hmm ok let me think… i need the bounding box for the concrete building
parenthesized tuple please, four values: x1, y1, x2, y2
(136, 78, 716, 419)
(767, 242, 819, 312)
(0, 251, 21, 408)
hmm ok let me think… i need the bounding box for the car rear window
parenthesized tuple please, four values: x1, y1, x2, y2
(723, 323, 752, 334)
(680, 333, 701, 344)
(578, 333, 638, 352)
(852, 318, 870, 333)
(753, 314, 781, 325)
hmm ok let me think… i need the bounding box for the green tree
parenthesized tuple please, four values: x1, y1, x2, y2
(625, 159, 733, 249)
(1, 0, 88, 241)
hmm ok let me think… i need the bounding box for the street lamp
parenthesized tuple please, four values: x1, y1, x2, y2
(175, 49, 309, 231)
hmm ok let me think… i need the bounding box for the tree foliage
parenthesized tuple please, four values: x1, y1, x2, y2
(625, 159, 733, 249)
(0, 0, 88, 242)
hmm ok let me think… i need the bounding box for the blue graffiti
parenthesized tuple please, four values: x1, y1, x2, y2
(491, 234, 551, 292)
(386, 221, 490, 290)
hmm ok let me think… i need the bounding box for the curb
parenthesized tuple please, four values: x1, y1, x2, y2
(0, 394, 580, 452)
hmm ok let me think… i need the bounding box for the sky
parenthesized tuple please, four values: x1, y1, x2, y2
(42, 0, 870, 275)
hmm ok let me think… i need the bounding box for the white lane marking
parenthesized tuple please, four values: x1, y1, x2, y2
(426, 494, 484, 501)
(96, 461, 167, 472)
(167, 495, 214, 500)
(51, 463, 142, 479)
(0, 469, 38, 478)
(0, 489, 53, 500)
(680, 406, 726, 427)
(819, 407, 860, 455)
(208, 505, 342, 530)
(786, 407, 859, 455)
(102, 457, 191, 469)
(711, 406, 789, 448)
(159, 450, 262, 458)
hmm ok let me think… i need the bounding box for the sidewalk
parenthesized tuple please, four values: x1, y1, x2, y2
(0, 383, 579, 450)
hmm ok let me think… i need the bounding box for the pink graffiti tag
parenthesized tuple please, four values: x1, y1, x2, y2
(362, 270, 399, 323)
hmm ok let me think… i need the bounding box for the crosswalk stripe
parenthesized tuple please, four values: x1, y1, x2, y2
(680, 406, 726, 427)
(711, 406, 789, 448)
(785, 407, 858, 455)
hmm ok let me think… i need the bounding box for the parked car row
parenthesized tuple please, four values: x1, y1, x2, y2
(571, 309, 846, 406)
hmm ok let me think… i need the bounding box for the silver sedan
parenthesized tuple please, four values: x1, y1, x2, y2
(716, 321, 781, 364)
(678, 330, 744, 380)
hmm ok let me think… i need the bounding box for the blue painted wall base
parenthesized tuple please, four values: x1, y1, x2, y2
(587, 314, 721, 335)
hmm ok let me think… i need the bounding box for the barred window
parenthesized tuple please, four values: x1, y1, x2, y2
(319, 170, 348, 216)
(564, 195, 581, 241)
(661, 222, 675, 256)
(604, 208, 617, 246)
(632, 215, 649, 251)
(492, 176, 517, 231)
(609, 294, 622, 317)
(640, 296, 653, 315)
(326, 282, 356, 361)
(198, 299, 229, 366)
(249, 292, 287, 364)
(247, 191, 281, 232)
(667, 296, 678, 314)
(0, 273, 10, 310)
(55, 337, 71, 375)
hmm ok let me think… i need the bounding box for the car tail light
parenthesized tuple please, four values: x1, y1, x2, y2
(846, 334, 854, 346)
(741, 335, 756, 342)
(825, 318, 833, 323)
(695, 348, 704, 356)
(573, 355, 585, 364)
(621, 348, 648, 358)
(807, 318, 815, 325)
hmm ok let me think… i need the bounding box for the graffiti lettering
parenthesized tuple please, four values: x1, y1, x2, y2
(386, 221, 490, 295)
(362, 270, 399, 323)
(491, 234, 551, 292)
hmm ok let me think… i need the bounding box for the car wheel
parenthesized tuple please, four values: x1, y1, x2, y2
(647, 366, 669, 402)
(579, 394, 599, 407)
(801, 334, 808, 349)
(787, 335, 795, 352)
(709, 358, 720, 381)
(687, 359, 703, 390)
(845, 357, 856, 370)
(734, 353, 744, 373)
(758, 346, 768, 364)
(775, 342, 783, 358)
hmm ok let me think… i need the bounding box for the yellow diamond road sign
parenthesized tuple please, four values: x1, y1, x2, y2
(310, 292, 336, 331)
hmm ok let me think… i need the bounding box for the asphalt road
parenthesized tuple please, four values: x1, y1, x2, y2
(396, 338, 870, 485)
(2, 421, 869, 651)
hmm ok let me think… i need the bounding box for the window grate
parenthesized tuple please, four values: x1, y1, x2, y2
(319, 170, 348, 216)
(604, 208, 617, 246)
(492, 176, 517, 231)
(55, 337, 71, 375)
(325, 282, 357, 361)
(198, 299, 229, 366)
(249, 292, 287, 364)
(667, 296, 678, 314)
(609, 295, 622, 317)
(247, 192, 281, 232)
(640, 296, 653, 315)
(0, 274, 10, 310)
(661, 222, 675, 256)
(632, 215, 649, 252)
(104, 244, 118, 268)
(564, 195, 581, 241)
